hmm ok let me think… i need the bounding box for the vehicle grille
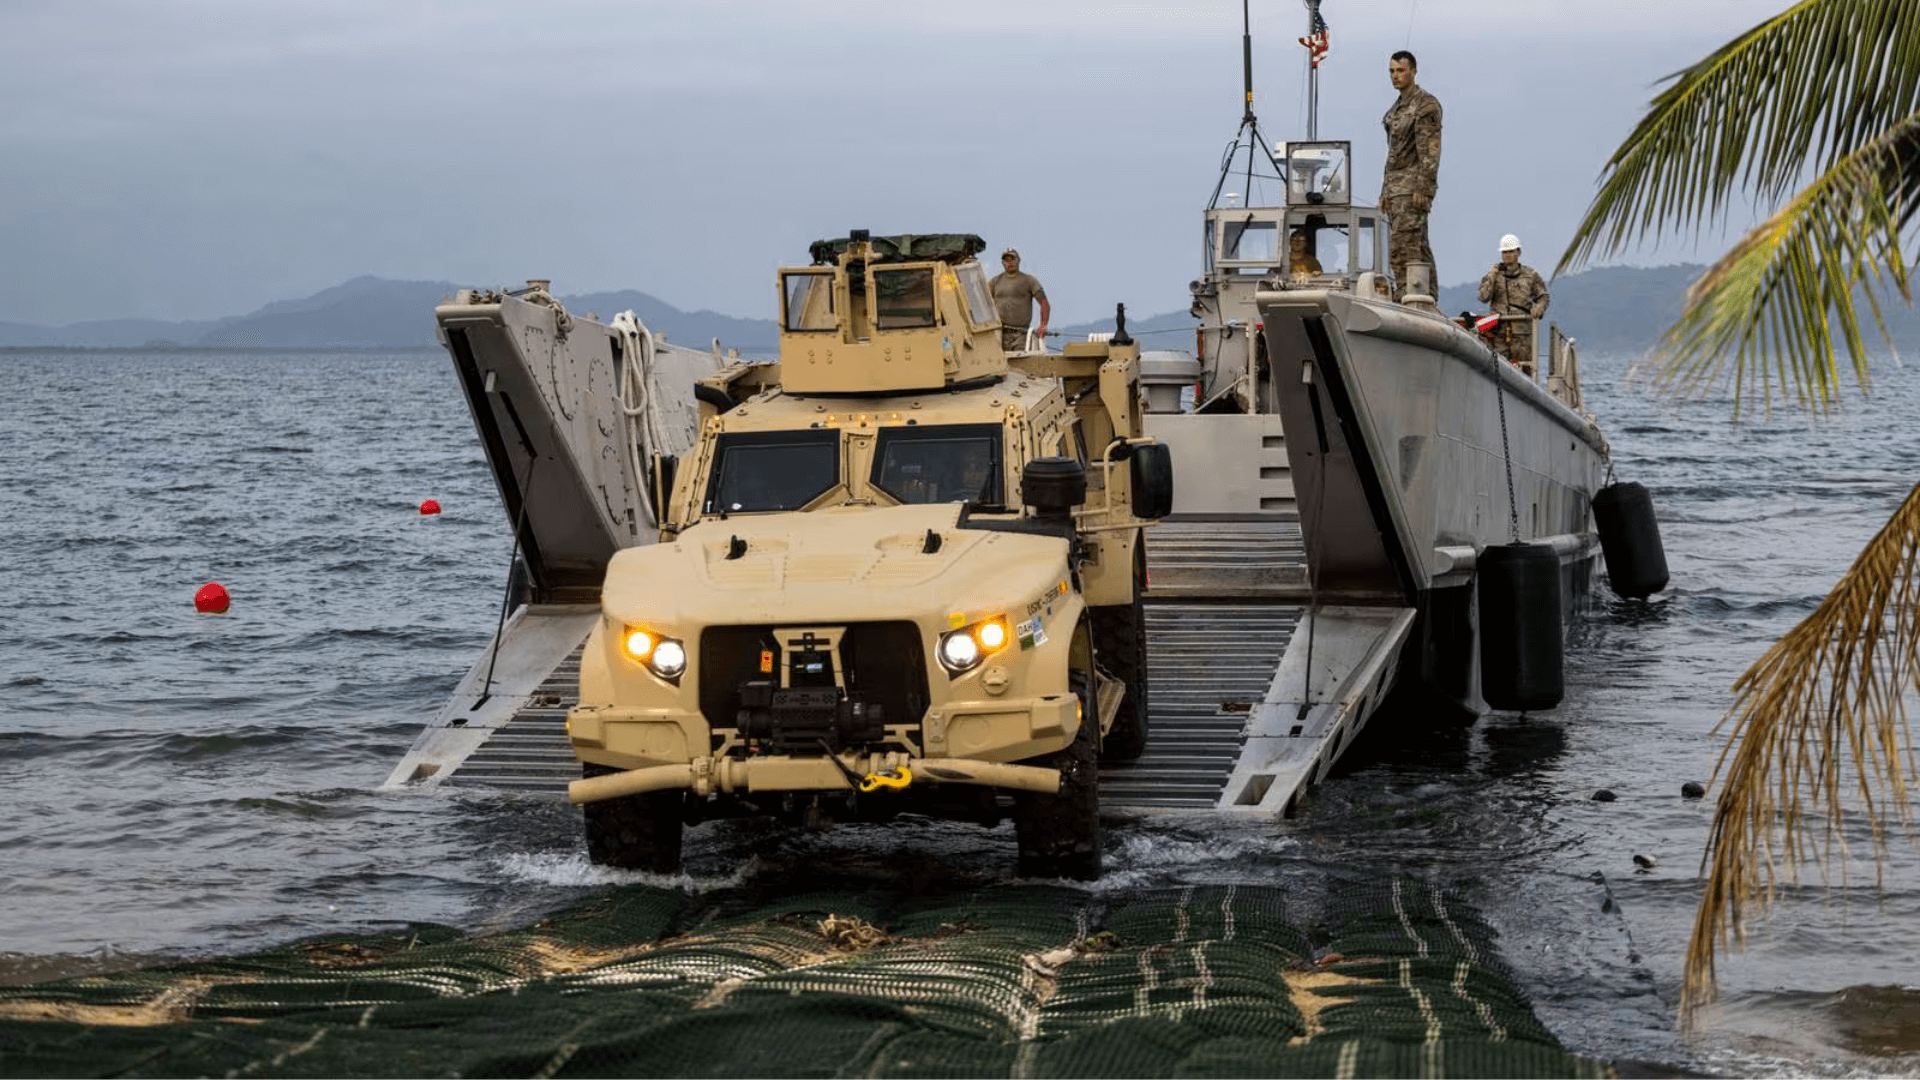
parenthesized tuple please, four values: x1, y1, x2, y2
(699, 622, 930, 744)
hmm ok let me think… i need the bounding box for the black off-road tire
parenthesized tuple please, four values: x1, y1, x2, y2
(1091, 600, 1149, 761)
(1013, 673, 1103, 880)
(581, 763, 685, 874)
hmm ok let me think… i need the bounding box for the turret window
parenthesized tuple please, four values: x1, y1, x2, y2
(956, 263, 998, 329)
(782, 271, 837, 332)
(872, 268, 937, 329)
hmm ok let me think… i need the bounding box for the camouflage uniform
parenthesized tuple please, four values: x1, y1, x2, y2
(990, 269, 1047, 351)
(1476, 262, 1550, 371)
(1381, 85, 1442, 295)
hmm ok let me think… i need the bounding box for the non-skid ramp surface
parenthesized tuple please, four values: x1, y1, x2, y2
(441, 602, 1300, 814)
(0, 877, 1606, 1078)
(1100, 602, 1300, 810)
(1142, 515, 1308, 599)
(441, 643, 581, 791)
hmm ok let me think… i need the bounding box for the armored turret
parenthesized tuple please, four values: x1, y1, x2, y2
(777, 231, 1008, 394)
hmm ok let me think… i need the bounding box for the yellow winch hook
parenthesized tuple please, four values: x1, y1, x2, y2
(859, 766, 912, 793)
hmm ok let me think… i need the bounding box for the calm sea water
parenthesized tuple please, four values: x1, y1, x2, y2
(3, 346, 1919, 1077)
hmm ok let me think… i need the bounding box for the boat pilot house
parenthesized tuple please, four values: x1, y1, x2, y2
(1203, 142, 1385, 293)
(1189, 141, 1390, 418)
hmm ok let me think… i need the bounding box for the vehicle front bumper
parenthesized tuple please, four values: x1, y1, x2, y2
(568, 751, 1063, 804)
(566, 692, 1078, 804)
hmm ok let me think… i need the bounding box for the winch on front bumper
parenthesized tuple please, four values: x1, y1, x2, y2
(734, 681, 888, 752)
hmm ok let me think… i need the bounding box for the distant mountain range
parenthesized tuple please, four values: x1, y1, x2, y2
(6, 264, 1904, 358)
(0, 275, 784, 353)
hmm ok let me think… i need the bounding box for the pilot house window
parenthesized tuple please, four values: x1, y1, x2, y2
(872, 268, 937, 329)
(1222, 219, 1278, 263)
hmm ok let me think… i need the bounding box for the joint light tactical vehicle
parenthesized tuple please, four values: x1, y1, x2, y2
(565, 232, 1173, 879)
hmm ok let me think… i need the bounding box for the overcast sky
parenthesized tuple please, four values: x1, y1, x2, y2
(2, 0, 1787, 327)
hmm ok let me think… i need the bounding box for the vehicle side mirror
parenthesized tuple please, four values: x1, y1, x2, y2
(1130, 442, 1173, 519)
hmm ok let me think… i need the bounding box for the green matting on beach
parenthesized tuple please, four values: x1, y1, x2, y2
(0, 877, 1608, 1078)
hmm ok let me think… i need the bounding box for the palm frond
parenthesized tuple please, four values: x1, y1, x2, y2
(1637, 111, 1920, 415)
(1559, 0, 1920, 273)
(1681, 480, 1920, 1026)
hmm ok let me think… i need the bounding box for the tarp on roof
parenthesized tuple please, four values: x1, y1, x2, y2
(810, 234, 988, 266)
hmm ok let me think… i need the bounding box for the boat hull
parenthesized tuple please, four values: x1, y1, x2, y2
(1256, 288, 1607, 713)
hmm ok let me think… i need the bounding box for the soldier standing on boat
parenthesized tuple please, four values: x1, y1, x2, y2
(1477, 234, 1550, 373)
(990, 248, 1050, 352)
(1381, 50, 1442, 299)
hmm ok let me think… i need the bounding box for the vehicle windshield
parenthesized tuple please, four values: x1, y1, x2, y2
(1288, 220, 1352, 276)
(704, 429, 840, 513)
(871, 424, 1003, 505)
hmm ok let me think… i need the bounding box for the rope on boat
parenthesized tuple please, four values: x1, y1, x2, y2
(614, 311, 670, 529)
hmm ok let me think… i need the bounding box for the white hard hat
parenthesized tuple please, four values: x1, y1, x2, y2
(1499, 234, 1522, 252)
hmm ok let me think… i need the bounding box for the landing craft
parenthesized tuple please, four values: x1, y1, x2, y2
(391, 0, 1662, 840)
(1147, 0, 1661, 793)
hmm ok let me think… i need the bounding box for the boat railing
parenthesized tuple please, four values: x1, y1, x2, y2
(1543, 323, 1583, 412)
(1010, 326, 1053, 355)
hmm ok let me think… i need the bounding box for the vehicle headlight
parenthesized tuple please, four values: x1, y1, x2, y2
(622, 624, 687, 681)
(939, 632, 981, 671)
(651, 640, 687, 678)
(937, 616, 1012, 675)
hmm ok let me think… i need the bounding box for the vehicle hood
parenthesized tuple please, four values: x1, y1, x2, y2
(601, 503, 1072, 626)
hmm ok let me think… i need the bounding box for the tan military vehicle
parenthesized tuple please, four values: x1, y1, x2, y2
(564, 231, 1172, 879)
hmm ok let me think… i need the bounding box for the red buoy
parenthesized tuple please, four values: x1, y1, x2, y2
(195, 582, 231, 614)
(419, 499, 441, 516)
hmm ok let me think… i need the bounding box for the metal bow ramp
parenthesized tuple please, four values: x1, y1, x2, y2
(1098, 601, 1300, 810)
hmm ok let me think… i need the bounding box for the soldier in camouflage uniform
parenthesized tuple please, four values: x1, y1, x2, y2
(1381, 50, 1442, 298)
(989, 248, 1050, 352)
(1476, 234, 1550, 373)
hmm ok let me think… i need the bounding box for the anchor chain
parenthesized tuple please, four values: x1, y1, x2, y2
(1494, 353, 1520, 544)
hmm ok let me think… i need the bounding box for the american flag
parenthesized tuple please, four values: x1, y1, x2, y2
(1298, 8, 1329, 67)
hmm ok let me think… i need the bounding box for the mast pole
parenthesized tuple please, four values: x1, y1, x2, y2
(1306, 0, 1321, 139)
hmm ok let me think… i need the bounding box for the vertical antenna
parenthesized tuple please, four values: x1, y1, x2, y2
(1207, 0, 1278, 210)
(1241, 0, 1256, 201)
(1242, 0, 1256, 127)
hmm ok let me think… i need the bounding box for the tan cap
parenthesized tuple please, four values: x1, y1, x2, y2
(1001, 248, 1020, 259)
